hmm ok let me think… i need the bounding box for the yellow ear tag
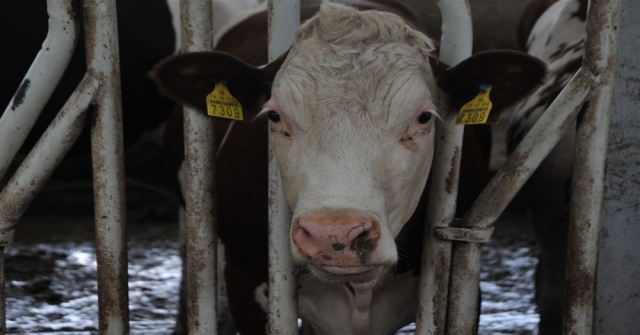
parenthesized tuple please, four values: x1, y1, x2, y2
(206, 83, 244, 121)
(455, 84, 493, 125)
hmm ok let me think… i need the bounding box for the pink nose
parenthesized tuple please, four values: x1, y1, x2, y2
(292, 209, 380, 265)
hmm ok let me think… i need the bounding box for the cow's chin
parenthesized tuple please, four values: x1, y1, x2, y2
(307, 264, 388, 284)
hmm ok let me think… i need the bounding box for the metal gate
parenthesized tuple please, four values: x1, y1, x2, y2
(0, 0, 637, 334)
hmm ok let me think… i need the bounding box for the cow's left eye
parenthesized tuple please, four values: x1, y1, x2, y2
(417, 111, 432, 124)
(267, 110, 281, 123)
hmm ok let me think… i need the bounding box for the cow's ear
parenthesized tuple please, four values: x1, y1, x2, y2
(437, 50, 546, 118)
(153, 51, 270, 112)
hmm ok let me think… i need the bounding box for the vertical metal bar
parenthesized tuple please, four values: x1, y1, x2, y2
(0, 0, 79, 182)
(564, 0, 621, 333)
(0, 248, 4, 335)
(416, 1, 472, 334)
(83, 0, 129, 334)
(179, 0, 218, 334)
(267, 1, 299, 334)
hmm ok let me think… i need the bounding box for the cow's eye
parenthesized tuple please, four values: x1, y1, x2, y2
(267, 110, 281, 123)
(417, 111, 432, 124)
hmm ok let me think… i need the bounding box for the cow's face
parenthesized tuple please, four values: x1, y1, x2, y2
(153, 2, 546, 287)
(264, 5, 440, 284)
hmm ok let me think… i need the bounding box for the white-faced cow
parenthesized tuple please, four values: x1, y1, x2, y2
(507, 0, 587, 334)
(155, 2, 546, 334)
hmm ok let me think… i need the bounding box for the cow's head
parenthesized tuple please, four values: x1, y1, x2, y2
(154, 2, 545, 286)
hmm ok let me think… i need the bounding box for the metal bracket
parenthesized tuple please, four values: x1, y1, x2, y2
(435, 219, 494, 243)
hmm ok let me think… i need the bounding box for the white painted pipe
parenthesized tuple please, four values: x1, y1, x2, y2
(416, 1, 472, 334)
(267, 1, 299, 334)
(0, 0, 79, 183)
(0, 76, 99, 233)
(178, 0, 218, 334)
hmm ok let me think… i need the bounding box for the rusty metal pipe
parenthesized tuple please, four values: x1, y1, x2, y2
(564, 0, 621, 333)
(267, 1, 299, 334)
(179, 0, 218, 334)
(83, 0, 129, 333)
(416, 1, 472, 334)
(0, 0, 79, 183)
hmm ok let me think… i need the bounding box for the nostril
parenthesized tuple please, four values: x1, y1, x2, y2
(356, 230, 370, 240)
(301, 227, 312, 238)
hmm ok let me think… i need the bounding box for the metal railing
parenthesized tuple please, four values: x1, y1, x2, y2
(0, 0, 624, 334)
(0, 0, 129, 334)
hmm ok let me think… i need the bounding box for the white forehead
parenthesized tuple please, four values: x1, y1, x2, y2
(271, 2, 438, 129)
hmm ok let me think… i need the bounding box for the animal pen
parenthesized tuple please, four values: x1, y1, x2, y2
(0, 0, 638, 334)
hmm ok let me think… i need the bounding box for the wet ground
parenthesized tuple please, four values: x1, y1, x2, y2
(4, 183, 539, 335)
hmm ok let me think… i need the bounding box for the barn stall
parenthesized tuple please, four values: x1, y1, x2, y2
(1, 0, 638, 334)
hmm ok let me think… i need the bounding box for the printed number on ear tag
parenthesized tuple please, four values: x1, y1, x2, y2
(206, 83, 244, 121)
(455, 84, 494, 125)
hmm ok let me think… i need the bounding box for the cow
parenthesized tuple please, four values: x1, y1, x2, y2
(507, 0, 588, 334)
(154, 1, 546, 334)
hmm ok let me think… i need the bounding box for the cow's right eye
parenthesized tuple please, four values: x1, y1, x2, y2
(267, 110, 281, 123)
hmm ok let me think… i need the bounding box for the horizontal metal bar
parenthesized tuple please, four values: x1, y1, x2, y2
(435, 225, 494, 243)
(0, 0, 79, 182)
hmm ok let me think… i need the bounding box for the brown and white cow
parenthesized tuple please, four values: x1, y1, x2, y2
(507, 0, 588, 334)
(155, 2, 546, 334)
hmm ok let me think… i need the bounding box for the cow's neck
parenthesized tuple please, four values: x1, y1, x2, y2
(350, 284, 374, 335)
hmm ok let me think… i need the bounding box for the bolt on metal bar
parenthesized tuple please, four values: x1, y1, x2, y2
(564, 0, 621, 333)
(83, 0, 130, 333)
(267, 1, 299, 334)
(178, 0, 218, 334)
(0, 0, 79, 183)
(415, 0, 472, 334)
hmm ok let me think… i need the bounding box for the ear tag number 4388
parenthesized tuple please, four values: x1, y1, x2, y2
(455, 84, 493, 125)
(206, 82, 244, 121)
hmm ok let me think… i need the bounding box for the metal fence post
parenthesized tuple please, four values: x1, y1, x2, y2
(84, 0, 130, 333)
(179, 0, 218, 334)
(267, 2, 299, 334)
(416, 1, 472, 334)
(564, 0, 621, 333)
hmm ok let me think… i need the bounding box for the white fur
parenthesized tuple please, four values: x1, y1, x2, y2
(268, 3, 438, 266)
